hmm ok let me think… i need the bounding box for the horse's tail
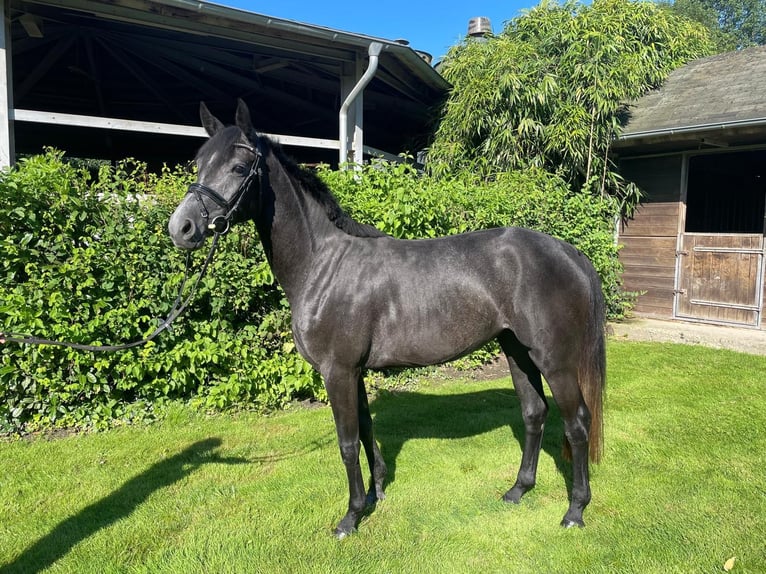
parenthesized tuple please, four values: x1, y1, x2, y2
(582, 270, 606, 463)
(564, 268, 607, 464)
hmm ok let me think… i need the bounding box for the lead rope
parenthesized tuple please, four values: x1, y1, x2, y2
(0, 232, 222, 352)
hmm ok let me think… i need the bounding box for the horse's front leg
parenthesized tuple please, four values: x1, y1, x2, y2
(358, 374, 387, 505)
(324, 365, 367, 539)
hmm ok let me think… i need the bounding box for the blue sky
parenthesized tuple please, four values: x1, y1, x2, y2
(216, 1, 534, 62)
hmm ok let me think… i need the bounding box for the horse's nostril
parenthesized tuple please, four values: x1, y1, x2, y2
(181, 219, 194, 237)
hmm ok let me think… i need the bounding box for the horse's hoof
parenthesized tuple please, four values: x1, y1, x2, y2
(333, 526, 356, 540)
(365, 486, 386, 506)
(560, 517, 585, 529)
(502, 487, 525, 505)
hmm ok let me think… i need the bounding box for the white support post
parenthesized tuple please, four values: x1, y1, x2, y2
(0, 0, 14, 168)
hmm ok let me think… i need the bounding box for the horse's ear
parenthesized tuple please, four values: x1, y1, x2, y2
(200, 102, 224, 136)
(235, 98, 254, 136)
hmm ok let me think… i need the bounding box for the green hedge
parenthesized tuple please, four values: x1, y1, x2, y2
(0, 151, 627, 434)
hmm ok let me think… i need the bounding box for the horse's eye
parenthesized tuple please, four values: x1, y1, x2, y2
(233, 164, 248, 175)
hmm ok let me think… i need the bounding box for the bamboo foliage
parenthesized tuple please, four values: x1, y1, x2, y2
(428, 0, 714, 212)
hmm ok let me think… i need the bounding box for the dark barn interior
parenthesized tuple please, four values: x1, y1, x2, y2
(685, 150, 766, 234)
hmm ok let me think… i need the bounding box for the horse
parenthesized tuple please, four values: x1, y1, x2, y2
(168, 99, 606, 538)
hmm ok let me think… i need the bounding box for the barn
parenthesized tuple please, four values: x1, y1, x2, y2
(1, 0, 449, 168)
(614, 46, 766, 329)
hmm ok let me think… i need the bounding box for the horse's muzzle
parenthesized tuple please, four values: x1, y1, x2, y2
(168, 212, 206, 250)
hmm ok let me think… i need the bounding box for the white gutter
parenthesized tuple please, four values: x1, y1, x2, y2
(619, 116, 766, 141)
(339, 42, 383, 167)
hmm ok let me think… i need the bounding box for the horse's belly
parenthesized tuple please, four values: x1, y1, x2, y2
(365, 312, 500, 369)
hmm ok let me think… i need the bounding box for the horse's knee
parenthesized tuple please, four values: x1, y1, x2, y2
(522, 403, 548, 433)
(338, 440, 360, 465)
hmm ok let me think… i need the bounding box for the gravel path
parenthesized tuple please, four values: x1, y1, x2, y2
(609, 317, 766, 356)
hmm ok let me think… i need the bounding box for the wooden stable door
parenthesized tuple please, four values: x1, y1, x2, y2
(675, 233, 764, 327)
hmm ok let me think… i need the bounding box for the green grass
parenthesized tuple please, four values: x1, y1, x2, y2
(1, 341, 765, 573)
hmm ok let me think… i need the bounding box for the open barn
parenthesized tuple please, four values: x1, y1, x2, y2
(2, 0, 449, 168)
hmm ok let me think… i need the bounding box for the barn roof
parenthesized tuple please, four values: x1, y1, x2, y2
(616, 45, 766, 153)
(9, 0, 450, 166)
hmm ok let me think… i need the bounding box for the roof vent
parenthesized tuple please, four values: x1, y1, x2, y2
(416, 51, 433, 65)
(467, 17, 492, 37)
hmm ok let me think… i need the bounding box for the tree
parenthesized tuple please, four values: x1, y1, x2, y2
(666, 0, 766, 50)
(427, 0, 714, 211)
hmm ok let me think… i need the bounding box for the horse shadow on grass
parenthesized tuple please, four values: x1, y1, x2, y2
(0, 438, 249, 574)
(369, 385, 572, 506)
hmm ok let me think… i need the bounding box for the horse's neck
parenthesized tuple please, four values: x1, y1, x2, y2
(255, 152, 338, 300)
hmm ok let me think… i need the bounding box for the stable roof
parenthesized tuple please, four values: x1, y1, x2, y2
(616, 45, 766, 154)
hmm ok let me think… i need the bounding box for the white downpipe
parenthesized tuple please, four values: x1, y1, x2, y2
(339, 42, 383, 168)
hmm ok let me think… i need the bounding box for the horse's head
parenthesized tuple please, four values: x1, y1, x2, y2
(168, 99, 262, 249)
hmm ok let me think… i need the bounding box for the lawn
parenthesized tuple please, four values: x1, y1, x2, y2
(1, 341, 764, 573)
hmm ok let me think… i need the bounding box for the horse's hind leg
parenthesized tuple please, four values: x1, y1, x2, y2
(499, 332, 548, 505)
(545, 368, 592, 528)
(357, 374, 387, 504)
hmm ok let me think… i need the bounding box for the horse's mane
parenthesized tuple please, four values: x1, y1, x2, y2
(257, 134, 388, 239)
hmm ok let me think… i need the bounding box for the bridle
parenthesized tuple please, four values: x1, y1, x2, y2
(187, 140, 264, 235)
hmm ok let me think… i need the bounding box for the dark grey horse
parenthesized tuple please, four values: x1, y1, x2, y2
(168, 100, 606, 538)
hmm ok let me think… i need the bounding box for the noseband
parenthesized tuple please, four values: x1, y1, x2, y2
(187, 141, 263, 234)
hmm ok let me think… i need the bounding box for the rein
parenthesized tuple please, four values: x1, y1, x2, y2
(0, 140, 264, 353)
(0, 233, 221, 352)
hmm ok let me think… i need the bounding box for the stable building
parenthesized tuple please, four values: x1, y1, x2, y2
(1, 0, 449, 168)
(614, 46, 766, 329)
